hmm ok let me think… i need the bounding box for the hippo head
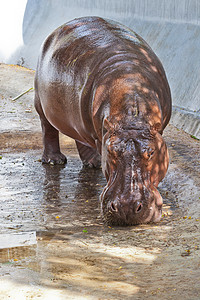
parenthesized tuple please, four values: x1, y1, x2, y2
(100, 118, 169, 226)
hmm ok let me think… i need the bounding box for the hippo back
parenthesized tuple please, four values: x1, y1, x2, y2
(35, 16, 171, 146)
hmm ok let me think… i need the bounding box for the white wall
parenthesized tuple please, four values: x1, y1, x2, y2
(0, 0, 27, 64)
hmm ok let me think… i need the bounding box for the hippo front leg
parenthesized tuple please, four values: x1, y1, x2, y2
(75, 141, 101, 169)
(34, 94, 67, 165)
(40, 120, 67, 165)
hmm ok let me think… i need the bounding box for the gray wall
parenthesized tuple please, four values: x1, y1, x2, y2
(1, 0, 200, 138)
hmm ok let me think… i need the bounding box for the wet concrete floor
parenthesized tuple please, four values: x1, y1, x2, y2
(0, 64, 200, 299)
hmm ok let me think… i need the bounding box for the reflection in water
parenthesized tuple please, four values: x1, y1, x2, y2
(41, 158, 178, 227)
(0, 245, 37, 263)
(0, 231, 37, 263)
(75, 167, 104, 200)
(42, 158, 106, 227)
(43, 164, 65, 204)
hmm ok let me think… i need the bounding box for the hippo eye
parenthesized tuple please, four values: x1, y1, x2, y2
(143, 148, 155, 160)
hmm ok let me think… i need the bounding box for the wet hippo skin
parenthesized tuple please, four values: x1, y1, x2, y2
(34, 17, 172, 225)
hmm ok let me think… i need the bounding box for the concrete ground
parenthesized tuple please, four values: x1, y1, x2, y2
(0, 64, 200, 299)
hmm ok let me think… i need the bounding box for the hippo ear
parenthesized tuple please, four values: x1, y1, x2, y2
(151, 122, 163, 134)
(149, 133, 169, 186)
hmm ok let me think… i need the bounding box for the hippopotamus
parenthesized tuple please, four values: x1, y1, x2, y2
(34, 17, 172, 225)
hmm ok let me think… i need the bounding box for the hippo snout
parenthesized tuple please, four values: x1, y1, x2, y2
(109, 200, 143, 215)
(106, 199, 162, 225)
(101, 187, 163, 226)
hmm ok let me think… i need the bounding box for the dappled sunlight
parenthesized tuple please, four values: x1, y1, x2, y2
(0, 222, 172, 299)
(0, 235, 159, 298)
(140, 48, 153, 63)
(83, 242, 160, 263)
(34, 238, 159, 297)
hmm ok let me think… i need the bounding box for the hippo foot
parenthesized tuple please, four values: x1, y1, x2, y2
(42, 152, 67, 165)
(82, 156, 101, 169)
(75, 140, 101, 169)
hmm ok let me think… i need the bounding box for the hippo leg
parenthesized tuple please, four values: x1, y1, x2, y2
(75, 141, 101, 169)
(34, 94, 67, 165)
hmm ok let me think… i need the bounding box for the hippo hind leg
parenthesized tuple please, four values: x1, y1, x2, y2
(75, 141, 101, 169)
(34, 93, 67, 165)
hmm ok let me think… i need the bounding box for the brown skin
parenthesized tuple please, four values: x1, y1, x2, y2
(34, 17, 172, 225)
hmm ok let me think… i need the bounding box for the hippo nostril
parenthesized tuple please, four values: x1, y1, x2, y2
(135, 203, 143, 213)
(110, 201, 117, 212)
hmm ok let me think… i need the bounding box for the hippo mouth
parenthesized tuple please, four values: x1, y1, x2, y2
(102, 199, 162, 226)
(100, 175, 163, 226)
(102, 202, 162, 226)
